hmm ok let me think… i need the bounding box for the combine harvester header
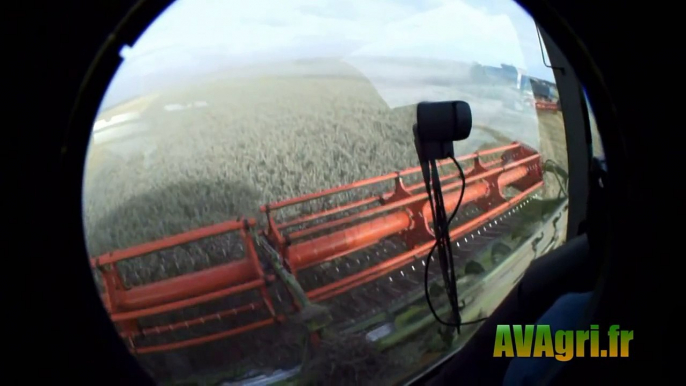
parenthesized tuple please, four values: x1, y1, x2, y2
(91, 141, 544, 357)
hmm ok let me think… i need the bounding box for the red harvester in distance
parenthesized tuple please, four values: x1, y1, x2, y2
(535, 99, 560, 112)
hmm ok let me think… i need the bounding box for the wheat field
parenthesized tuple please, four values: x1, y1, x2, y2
(83, 59, 570, 290)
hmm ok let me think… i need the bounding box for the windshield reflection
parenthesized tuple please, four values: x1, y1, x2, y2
(84, 1, 570, 384)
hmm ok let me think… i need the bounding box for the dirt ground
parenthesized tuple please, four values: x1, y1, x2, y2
(83, 60, 570, 287)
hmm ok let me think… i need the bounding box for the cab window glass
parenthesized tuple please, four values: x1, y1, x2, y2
(85, 0, 573, 383)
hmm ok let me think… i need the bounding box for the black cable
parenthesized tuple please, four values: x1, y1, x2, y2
(423, 159, 460, 329)
(543, 159, 568, 198)
(421, 157, 567, 330)
(423, 157, 568, 330)
(430, 159, 459, 323)
(423, 156, 487, 330)
(461, 317, 489, 325)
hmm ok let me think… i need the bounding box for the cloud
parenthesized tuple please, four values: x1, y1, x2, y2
(126, 0, 527, 64)
(347, 1, 524, 67)
(126, 0, 403, 57)
(102, 0, 554, 109)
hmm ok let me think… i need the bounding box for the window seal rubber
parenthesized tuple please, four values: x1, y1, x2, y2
(538, 26, 592, 240)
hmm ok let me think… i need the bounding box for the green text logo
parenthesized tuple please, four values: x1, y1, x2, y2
(493, 324, 633, 360)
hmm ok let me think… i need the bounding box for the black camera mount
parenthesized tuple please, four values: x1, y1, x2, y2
(413, 101, 473, 332)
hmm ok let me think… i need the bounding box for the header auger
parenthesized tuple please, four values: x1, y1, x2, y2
(91, 141, 544, 355)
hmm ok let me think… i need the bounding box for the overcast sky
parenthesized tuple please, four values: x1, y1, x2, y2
(101, 0, 554, 109)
